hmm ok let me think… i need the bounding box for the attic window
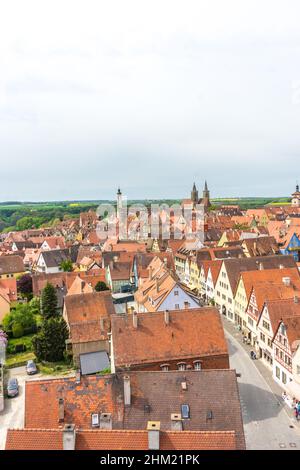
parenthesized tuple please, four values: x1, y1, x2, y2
(91, 413, 100, 428)
(181, 404, 190, 419)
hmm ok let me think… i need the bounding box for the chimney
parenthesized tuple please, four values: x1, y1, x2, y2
(259, 262, 264, 271)
(149, 266, 153, 280)
(100, 317, 105, 331)
(62, 424, 76, 450)
(147, 421, 160, 450)
(171, 413, 183, 431)
(279, 264, 284, 270)
(132, 311, 138, 329)
(99, 413, 112, 430)
(282, 277, 291, 287)
(163, 257, 168, 267)
(124, 375, 131, 406)
(295, 295, 299, 304)
(164, 310, 170, 325)
(58, 398, 64, 423)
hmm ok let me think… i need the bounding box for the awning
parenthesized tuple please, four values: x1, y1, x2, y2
(79, 351, 110, 376)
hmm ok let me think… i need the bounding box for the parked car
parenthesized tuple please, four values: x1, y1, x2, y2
(26, 360, 38, 375)
(7, 378, 19, 398)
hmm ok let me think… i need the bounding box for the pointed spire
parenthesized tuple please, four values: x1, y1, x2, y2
(296, 181, 299, 193)
(117, 187, 122, 195)
(204, 180, 208, 192)
(192, 182, 197, 191)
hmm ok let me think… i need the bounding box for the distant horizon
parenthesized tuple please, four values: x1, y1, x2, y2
(0, 194, 292, 204)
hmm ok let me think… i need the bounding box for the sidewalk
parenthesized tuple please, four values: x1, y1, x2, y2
(222, 316, 300, 427)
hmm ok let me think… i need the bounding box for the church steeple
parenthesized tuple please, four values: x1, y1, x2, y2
(191, 182, 198, 206)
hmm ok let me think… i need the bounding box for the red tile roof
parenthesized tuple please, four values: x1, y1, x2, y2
(111, 308, 228, 368)
(5, 428, 237, 450)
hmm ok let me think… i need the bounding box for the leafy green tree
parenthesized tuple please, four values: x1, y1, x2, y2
(32, 317, 69, 362)
(29, 296, 41, 316)
(2, 304, 36, 334)
(12, 323, 24, 338)
(41, 283, 58, 319)
(60, 259, 73, 272)
(95, 281, 109, 292)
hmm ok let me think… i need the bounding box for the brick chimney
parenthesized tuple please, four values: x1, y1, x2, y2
(58, 398, 64, 423)
(62, 424, 76, 450)
(282, 277, 291, 287)
(171, 413, 183, 431)
(132, 311, 138, 329)
(147, 421, 160, 450)
(124, 375, 131, 406)
(99, 413, 112, 430)
(164, 310, 170, 325)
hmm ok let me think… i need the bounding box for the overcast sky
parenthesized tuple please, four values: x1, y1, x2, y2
(0, 0, 300, 201)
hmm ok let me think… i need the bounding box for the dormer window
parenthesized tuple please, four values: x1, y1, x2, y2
(177, 362, 186, 371)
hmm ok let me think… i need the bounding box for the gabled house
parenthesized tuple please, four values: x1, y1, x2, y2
(63, 291, 115, 368)
(273, 316, 300, 387)
(244, 268, 300, 347)
(6, 369, 246, 450)
(257, 298, 300, 371)
(214, 255, 297, 323)
(0, 255, 25, 280)
(135, 258, 199, 313)
(111, 308, 229, 373)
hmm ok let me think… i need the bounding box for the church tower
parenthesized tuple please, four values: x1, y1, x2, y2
(116, 187, 122, 219)
(191, 182, 199, 207)
(201, 180, 211, 210)
(292, 183, 300, 207)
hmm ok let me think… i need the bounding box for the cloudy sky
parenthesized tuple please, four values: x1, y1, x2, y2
(1, 0, 300, 201)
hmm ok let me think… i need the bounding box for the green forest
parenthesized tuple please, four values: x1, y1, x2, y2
(0, 197, 292, 233)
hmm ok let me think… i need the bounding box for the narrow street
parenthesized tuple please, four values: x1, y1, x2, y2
(226, 329, 300, 449)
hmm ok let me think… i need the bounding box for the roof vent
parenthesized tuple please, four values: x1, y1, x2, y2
(282, 277, 291, 287)
(206, 410, 213, 421)
(181, 381, 188, 391)
(171, 413, 183, 431)
(132, 311, 138, 329)
(147, 421, 160, 450)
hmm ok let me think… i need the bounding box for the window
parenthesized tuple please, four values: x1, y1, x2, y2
(160, 364, 169, 371)
(175, 304, 180, 310)
(276, 367, 280, 379)
(194, 361, 201, 371)
(181, 404, 190, 419)
(91, 413, 99, 428)
(174, 290, 179, 296)
(297, 365, 300, 375)
(263, 320, 270, 331)
(260, 333, 265, 343)
(282, 372, 287, 384)
(178, 363, 186, 371)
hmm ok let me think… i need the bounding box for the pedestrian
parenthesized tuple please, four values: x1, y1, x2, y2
(296, 402, 300, 420)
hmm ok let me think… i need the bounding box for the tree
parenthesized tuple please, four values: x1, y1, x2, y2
(17, 274, 33, 300)
(32, 317, 69, 362)
(2, 303, 36, 334)
(95, 281, 109, 292)
(60, 259, 73, 272)
(29, 296, 41, 316)
(12, 323, 24, 338)
(41, 283, 58, 319)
